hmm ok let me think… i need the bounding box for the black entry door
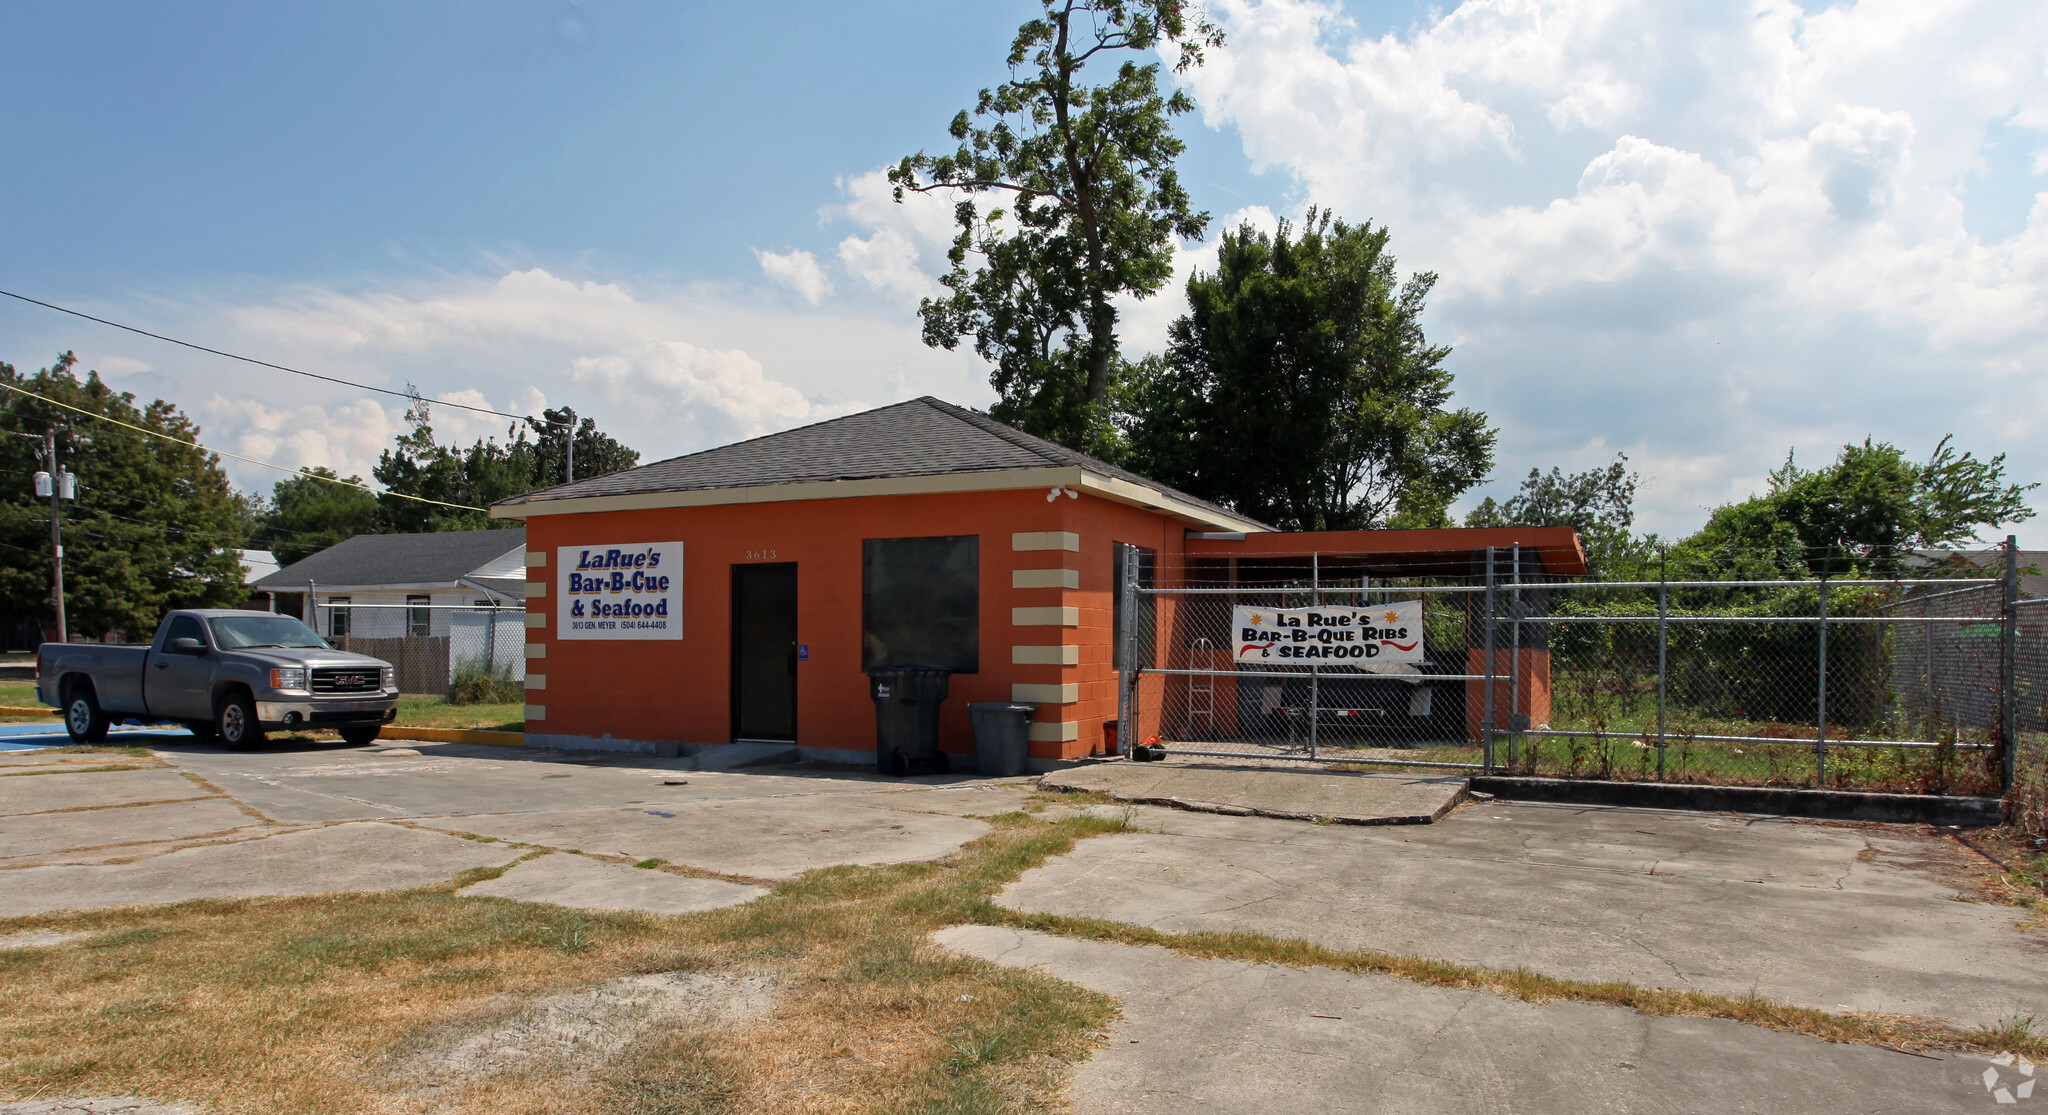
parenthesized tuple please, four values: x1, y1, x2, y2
(731, 563, 798, 741)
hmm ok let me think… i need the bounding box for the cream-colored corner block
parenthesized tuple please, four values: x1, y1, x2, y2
(525, 550, 548, 567)
(525, 613, 547, 629)
(1012, 567, 1079, 590)
(525, 580, 547, 597)
(1011, 531, 1080, 552)
(1011, 683, 1078, 705)
(525, 704, 547, 720)
(1012, 644, 1079, 666)
(524, 673, 547, 691)
(1028, 721, 1079, 742)
(525, 642, 548, 659)
(1011, 606, 1080, 627)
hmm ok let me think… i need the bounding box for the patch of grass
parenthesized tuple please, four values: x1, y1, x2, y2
(394, 694, 524, 732)
(634, 858, 667, 870)
(0, 814, 1128, 1114)
(0, 678, 49, 715)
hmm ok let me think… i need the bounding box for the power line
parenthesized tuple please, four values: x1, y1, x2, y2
(0, 287, 551, 424)
(0, 380, 487, 512)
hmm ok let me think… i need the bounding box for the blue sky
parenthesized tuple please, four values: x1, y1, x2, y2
(4, 0, 2046, 546)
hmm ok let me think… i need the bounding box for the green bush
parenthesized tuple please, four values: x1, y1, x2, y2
(448, 659, 522, 705)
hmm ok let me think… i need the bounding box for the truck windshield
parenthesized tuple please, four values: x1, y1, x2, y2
(208, 616, 329, 650)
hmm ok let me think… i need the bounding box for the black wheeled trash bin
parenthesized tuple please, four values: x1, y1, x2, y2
(868, 666, 952, 776)
(967, 702, 1035, 777)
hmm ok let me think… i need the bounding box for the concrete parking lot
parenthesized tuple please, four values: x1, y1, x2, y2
(2, 731, 2043, 1113)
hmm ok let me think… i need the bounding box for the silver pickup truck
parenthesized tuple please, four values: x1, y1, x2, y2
(38, 609, 399, 748)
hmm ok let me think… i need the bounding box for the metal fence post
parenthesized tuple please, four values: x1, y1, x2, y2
(1509, 543, 1522, 768)
(1483, 546, 1497, 774)
(1816, 552, 1830, 786)
(1309, 552, 1320, 761)
(1118, 545, 1136, 760)
(1656, 550, 1669, 780)
(2001, 534, 2019, 794)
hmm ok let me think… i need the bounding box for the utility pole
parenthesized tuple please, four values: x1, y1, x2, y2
(563, 407, 576, 484)
(22, 429, 72, 643)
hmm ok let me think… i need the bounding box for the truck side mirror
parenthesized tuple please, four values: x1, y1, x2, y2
(171, 637, 205, 654)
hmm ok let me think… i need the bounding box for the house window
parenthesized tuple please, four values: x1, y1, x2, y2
(862, 535, 979, 672)
(1111, 543, 1156, 669)
(327, 597, 352, 639)
(407, 595, 431, 637)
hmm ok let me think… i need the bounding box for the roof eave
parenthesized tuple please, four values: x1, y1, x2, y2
(488, 466, 1268, 533)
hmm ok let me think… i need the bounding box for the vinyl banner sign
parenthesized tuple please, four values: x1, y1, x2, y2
(1233, 601, 1424, 665)
(558, 542, 684, 640)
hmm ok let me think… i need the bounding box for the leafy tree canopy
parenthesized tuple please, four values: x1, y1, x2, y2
(366, 394, 640, 534)
(1679, 436, 2037, 575)
(255, 467, 381, 565)
(891, 0, 1221, 453)
(0, 353, 246, 639)
(1127, 209, 1495, 531)
(1465, 454, 1646, 569)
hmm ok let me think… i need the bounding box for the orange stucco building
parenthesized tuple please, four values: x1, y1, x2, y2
(493, 398, 1584, 767)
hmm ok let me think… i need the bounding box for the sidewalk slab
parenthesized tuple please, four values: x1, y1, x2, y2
(460, 853, 767, 914)
(996, 800, 2048, 1027)
(936, 925, 2001, 1115)
(1040, 762, 1465, 825)
(0, 821, 520, 918)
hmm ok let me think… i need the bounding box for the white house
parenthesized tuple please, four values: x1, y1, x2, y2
(252, 529, 527, 688)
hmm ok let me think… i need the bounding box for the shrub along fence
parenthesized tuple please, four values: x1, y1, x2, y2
(1119, 540, 2038, 806)
(310, 601, 526, 701)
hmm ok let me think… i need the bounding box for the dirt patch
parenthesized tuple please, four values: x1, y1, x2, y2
(390, 970, 775, 1105)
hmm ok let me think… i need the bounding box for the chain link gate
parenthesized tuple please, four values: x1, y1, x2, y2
(1116, 541, 2030, 798)
(1116, 546, 1513, 772)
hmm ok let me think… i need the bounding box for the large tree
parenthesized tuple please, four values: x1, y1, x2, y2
(1680, 436, 2036, 575)
(890, 0, 1221, 452)
(256, 467, 381, 565)
(368, 394, 640, 535)
(1128, 210, 1495, 531)
(1465, 454, 1646, 569)
(0, 353, 247, 639)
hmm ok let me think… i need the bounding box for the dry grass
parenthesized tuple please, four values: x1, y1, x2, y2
(0, 812, 1128, 1115)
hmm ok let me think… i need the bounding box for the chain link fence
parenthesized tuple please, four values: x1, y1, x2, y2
(309, 601, 525, 700)
(1118, 544, 2039, 807)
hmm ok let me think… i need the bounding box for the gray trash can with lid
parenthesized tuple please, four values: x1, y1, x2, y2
(967, 702, 1036, 777)
(867, 666, 952, 776)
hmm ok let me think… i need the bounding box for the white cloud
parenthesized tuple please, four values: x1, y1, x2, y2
(753, 247, 833, 305)
(76, 266, 990, 498)
(826, 169, 961, 301)
(1176, 0, 2048, 541)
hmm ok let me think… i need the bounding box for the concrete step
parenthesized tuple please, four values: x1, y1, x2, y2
(1040, 761, 1466, 825)
(686, 741, 801, 771)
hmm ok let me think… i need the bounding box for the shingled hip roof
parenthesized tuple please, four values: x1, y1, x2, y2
(253, 529, 527, 592)
(491, 397, 1268, 531)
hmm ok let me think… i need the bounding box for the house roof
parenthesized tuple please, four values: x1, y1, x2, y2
(490, 397, 1270, 531)
(1908, 549, 2048, 600)
(253, 529, 526, 592)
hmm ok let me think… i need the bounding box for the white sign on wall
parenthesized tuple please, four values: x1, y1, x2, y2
(557, 542, 684, 640)
(1232, 601, 1424, 665)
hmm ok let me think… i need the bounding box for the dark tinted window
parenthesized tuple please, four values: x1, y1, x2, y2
(210, 615, 328, 649)
(863, 535, 979, 672)
(163, 615, 206, 650)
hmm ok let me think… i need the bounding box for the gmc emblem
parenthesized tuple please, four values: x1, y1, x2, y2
(335, 675, 367, 687)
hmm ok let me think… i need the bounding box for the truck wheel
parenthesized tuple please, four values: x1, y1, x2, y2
(216, 692, 265, 751)
(63, 682, 110, 744)
(339, 725, 381, 746)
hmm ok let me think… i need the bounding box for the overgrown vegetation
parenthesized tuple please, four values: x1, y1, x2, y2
(448, 659, 525, 706)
